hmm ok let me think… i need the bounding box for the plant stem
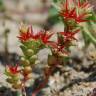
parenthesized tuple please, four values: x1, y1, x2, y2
(32, 55, 59, 96)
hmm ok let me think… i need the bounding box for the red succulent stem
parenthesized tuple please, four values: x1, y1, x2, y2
(32, 56, 59, 96)
(31, 67, 53, 96)
(32, 76, 49, 96)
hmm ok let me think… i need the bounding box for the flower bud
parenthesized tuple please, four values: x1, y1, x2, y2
(23, 66, 32, 74)
(21, 57, 30, 66)
(26, 49, 34, 56)
(30, 55, 37, 64)
(5, 67, 19, 77)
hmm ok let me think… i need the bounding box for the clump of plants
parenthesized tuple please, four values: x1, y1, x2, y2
(4, 0, 94, 96)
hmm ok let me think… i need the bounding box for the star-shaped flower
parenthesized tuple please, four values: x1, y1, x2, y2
(60, 0, 91, 23)
(18, 25, 40, 42)
(40, 31, 57, 48)
(6, 64, 19, 75)
(60, 29, 80, 41)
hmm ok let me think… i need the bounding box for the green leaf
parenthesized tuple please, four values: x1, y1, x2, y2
(80, 22, 96, 45)
(29, 55, 37, 64)
(82, 31, 90, 46)
(4, 69, 10, 76)
(22, 41, 33, 48)
(23, 40, 41, 49)
(20, 57, 30, 66)
(20, 45, 27, 55)
(88, 12, 96, 22)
